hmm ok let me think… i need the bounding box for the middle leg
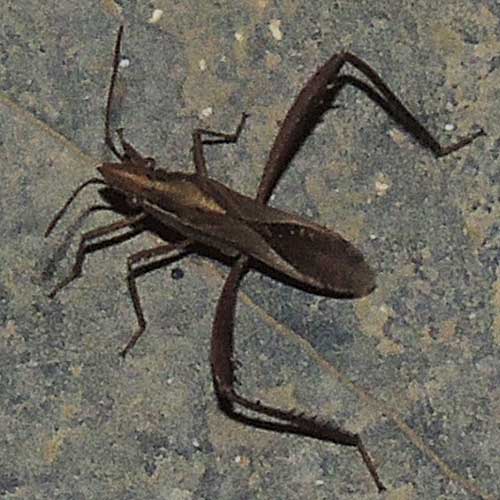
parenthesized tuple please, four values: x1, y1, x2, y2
(121, 239, 193, 357)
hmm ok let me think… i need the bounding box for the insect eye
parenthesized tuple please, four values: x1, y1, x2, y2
(144, 157, 156, 180)
(145, 157, 156, 170)
(127, 194, 140, 208)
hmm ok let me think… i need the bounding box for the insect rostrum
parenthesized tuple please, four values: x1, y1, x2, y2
(46, 26, 484, 492)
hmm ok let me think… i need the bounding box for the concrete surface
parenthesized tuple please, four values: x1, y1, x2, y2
(0, 1, 498, 499)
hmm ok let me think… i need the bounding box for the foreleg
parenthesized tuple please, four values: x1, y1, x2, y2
(192, 113, 248, 176)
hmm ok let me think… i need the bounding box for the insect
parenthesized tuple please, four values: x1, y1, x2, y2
(45, 26, 484, 491)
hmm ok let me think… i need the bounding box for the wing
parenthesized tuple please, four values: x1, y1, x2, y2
(246, 220, 375, 298)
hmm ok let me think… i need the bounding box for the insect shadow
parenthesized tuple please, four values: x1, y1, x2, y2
(45, 26, 484, 491)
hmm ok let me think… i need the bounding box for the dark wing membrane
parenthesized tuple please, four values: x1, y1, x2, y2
(248, 221, 375, 297)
